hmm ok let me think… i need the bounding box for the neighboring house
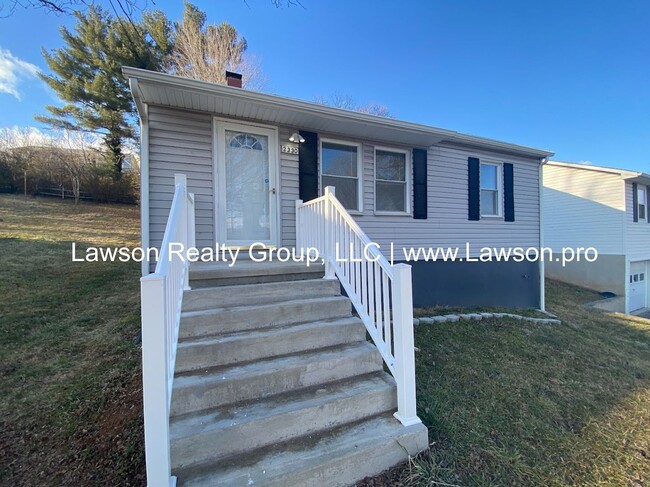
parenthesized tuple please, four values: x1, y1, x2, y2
(544, 161, 650, 313)
(124, 67, 553, 486)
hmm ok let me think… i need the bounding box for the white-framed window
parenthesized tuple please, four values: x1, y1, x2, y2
(638, 186, 647, 221)
(480, 162, 502, 217)
(320, 138, 362, 212)
(374, 147, 410, 214)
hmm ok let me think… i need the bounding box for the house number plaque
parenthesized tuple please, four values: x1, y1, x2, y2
(281, 145, 299, 155)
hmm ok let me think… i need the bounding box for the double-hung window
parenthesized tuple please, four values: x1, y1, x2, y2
(321, 140, 361, 211)
(480, 162, 502, 217)
(638, 186, 647, 221)
(375, 148, 409, 214)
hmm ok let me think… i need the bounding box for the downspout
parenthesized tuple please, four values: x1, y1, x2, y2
(140, 106, 150, 276)
(539, 158, 547, 311)
(622, 178, 629, 313)
(129, 77, 150, 277)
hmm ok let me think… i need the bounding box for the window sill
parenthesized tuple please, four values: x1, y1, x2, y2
(480, 215, 504, 220)
(374, 211, 411, 217)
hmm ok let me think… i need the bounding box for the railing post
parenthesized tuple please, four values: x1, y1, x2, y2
(188, 193, 196, 250)
(391, 263, 421, 427)
(140, 275, 175, 487)
(295, 199, 303, 253)
(185, 192, 195, 291)
(174, 174, 190, 291)
(323, 186, 336, 279)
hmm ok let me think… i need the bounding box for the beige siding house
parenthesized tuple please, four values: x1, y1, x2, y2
(544, 161, 650, 312)
(126, 67, 553, 309)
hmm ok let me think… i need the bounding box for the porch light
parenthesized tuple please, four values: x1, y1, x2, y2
(289, 132, 305, 143)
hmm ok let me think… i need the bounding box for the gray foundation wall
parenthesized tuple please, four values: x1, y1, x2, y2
(544, 254, 626, 295)
(406, 260, 541, 309)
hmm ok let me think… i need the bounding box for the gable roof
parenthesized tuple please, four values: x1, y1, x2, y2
(122, 67, 553, 159)
(547, 160, 650, 185)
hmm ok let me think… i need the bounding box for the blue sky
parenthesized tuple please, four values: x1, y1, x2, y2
(0, 0, 648, 172)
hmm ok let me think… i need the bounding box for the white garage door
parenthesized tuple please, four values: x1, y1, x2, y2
(629, 261, 648, 311)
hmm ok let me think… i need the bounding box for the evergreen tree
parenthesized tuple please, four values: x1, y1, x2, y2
(37, 6, 171, 174)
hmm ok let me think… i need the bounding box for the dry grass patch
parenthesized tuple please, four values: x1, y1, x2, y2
(0, 194, 144, 485)
(401, 279, 650, 486)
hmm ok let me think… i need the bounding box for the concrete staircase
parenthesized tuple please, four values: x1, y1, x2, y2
(170, 260, 428, 486)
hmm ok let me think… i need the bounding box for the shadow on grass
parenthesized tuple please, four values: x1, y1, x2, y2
(411, 280, 650, 486)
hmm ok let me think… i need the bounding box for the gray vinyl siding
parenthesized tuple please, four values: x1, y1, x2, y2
(625, 181, 650, 262)
(148, 106, 214, 251)
(279, 126, 300, 247)
(315, 135, 541, 257)
(146, 105, 541, 257)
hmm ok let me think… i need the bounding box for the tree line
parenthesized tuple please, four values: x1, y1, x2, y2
(0, 128, 139, 204)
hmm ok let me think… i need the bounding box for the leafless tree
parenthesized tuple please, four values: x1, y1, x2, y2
(49, 130, 100, 203)
(167, 3, 266, 90)
(0, 0, 146, 20)
(314, 94, 391, 118)
(4, 128, 42, 200)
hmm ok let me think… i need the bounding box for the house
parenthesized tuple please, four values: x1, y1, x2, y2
(124, 66, 553, 486)
(543, 160, 650, 313)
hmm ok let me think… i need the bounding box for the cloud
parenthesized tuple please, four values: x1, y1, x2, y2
(0, 47, 39, 101)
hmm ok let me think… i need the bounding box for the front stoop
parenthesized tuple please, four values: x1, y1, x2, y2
(170, 261, 428, 486)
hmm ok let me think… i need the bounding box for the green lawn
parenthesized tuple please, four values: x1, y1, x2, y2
(1, 194, 648, 486)
(0, 194, 144, 485)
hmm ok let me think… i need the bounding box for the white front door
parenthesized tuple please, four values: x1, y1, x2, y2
(215, 121, 278, 247)
(629, 261, 647, 311)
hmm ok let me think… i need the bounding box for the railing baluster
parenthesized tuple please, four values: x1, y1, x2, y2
(294, 188, 419, 429)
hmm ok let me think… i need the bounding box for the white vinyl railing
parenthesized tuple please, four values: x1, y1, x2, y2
(295, 186, 420, 427)
(140, 174, 195, 487)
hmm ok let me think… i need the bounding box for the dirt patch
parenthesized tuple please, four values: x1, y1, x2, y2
(0, 375, 145, 486)
(356, 461, 408, 486)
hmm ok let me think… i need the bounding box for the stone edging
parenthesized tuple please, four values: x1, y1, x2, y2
(413, 312, 561, 326)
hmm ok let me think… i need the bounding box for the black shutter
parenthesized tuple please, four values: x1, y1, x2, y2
(632, 182, 638, 222)
(503, 163, 515, 222)
(298, 130, 318, 202)
(647, 185, 650, 223)
(412, 148, 427, 219)
(468, 157, 480, 220)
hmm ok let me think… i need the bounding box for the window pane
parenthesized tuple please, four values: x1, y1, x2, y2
(322, 142, 358, 177)
(480, 164, 498, 190)
(376, 150, 406, 181)
(481, 189, 498, 216)
(322, 175, 358, 210)
(376, 181, 406, 212)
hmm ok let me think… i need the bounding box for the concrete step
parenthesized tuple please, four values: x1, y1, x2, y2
(182, 278, 340, 312)
(170, 373, 397, 472)
(177, 414, 429, 487)
(179, 296, 352, 340)
(175, 317, 366, 373)
(170, 342, 383, 417)
(190, 260, 325, 287)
